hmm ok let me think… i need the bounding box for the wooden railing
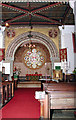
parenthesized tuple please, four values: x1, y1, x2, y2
(1, 81, 14, 107)
(18, 75, 51, 82)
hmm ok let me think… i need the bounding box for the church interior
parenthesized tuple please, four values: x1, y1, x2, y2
(0, 0, 76, 119)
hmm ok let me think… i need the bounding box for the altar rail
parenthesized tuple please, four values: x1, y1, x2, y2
(0, 81, 14, 107)
(26, 74, 42, 81)
(18, 75, 51, 82)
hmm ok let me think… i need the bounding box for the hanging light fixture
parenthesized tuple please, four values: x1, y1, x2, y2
(24, 31, 35, 49)
(24, 2, 35, 49)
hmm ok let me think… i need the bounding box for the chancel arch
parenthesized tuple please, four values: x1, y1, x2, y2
(5, 31, 59, 77)
(5, 31, 59, 61)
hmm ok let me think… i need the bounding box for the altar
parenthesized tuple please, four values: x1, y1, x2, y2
(26, 74, 42, 81)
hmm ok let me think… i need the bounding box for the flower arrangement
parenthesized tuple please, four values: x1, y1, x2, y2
(73, 67, 76, 74)
(13, 66, 21, 75)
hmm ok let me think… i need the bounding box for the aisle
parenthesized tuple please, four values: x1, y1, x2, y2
(2, 88, 40, 118)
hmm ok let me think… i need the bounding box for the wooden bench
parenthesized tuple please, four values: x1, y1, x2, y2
(41, 82, 76, 119)
(43, 82, 76, 91)
(1, 81, 14, 107)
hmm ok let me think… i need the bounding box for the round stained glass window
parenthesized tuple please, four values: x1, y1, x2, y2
(23, 48, 45, 69)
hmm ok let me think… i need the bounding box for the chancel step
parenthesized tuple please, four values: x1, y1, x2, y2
(17, 81, 41, 88)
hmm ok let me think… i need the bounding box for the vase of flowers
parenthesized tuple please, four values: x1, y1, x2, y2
(73, 67, 76, 74)
(73, 67, 76, 81)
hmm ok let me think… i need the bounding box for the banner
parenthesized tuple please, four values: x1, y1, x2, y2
(0, 48, 5, 62)
(59, 48, 67, 62)
(72, 33, 76, 53)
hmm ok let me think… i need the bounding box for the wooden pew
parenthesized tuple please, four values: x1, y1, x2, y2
(43, 81, 57, 91)
(1, 81, 14, 107)
(43, 82, 76, 91)
(42, 82, 76, 119)
(48, 91, 75, 109)
(46, 86, 75, 92)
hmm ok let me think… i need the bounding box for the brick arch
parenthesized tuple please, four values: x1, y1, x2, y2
(5, 31, 59, 60)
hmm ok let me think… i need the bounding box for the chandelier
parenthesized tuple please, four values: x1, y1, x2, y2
(24, 31, 35, 49)
(24, 3, 35, 49)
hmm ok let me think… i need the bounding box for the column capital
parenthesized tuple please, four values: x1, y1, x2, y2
(50, 57, 60, 62)
(5, 57, 14, 61)
(0, 26, 6, 32)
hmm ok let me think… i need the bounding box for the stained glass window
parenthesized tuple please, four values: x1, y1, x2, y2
(24, 48, 45, 69)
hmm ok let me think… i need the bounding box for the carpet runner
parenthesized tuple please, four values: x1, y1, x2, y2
(2, 88, 41, 119)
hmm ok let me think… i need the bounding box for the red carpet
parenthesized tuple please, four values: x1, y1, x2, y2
(2, 88, 41, 118)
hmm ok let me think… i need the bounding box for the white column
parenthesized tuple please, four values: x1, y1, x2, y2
(0, 26, 5, 48)
(0, 26, 5, 72)
(69, 0, 76, 68)
(59, 26, 74, 73)
(10, 60, 14, 80)
(0, 28, 3, 49)
(74, 1, 76, 32)
(69, 0, 75, 14)
(5, 59, 14, 81)
(50, 57, 60, 78)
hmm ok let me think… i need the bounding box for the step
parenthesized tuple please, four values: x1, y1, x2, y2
(17, 81, 41, 88)
(18, 81, 41, 84)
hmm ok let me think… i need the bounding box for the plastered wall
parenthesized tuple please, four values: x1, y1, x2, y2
(5, 26, 60, 53)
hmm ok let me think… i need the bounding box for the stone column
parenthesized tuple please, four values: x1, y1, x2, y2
(50, 57, 54, 79)
(0, 26, 5, 72)
(0, 26, 5, 48)
(5, 58, 14, 81)
(10, 59, 14, 81)
(50, 57, 60, 79)
(0, 26, 5, 120)
(74, 1, 76, 32)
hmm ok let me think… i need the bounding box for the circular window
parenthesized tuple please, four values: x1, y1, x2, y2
(23, 48, 45, 69)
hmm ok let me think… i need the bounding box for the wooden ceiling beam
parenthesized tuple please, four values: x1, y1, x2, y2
(1, 12, 21, 13)
(31, 2, 63, 13)
(1, 11, 65, 14)
(2, 16, 63, 19)
(33, 13, 61, 25)
(0, 3, 29, 13)
(62, 5, 71, 24)
(1, 2, 74, 26)
(3, 12, 61, 25)
(4, 13, 27, 24)
(9, 22, 58, 25)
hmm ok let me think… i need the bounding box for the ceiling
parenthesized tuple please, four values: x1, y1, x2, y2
(0, 2, 75, 26)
